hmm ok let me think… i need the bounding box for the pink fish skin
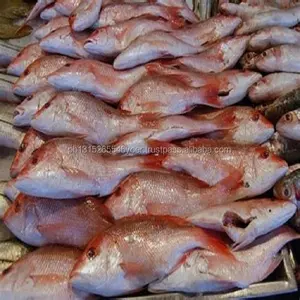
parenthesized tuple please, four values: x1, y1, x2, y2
(95, 3, 197, 28)
(4, 194, 113, 248)
(7, 43, 45, 77)
(84, 17, 175, 57)
(256, 45, 300, 73)
(40, 3, 63, 20)
(31, 91, 153, 144)
(55, 0, 81, 16)
(175, 35, 250, 73)
(276, 108, 300, 141)
(113, 30, 201, 70)
(25, 0, 55, 23)
(249, 73, 300, 103)
(4, 180, 20, 201)
(0, 74, 21, 103)
(70, 215, 233, 297)
(13, 55, 74, 97)
(235, 6, 300, 35)
(106, 171, 244, 219)
(14, 137, 165, 199)
(148, 226, 300, 293)
(119, 75, 221, 115)
(34, 16, 69, 39)
(47, 59, 147, 103)
(188, 199, 296, 250)
(13, 87, 57, 127)
(10, 128, 46, 178)
(0, 245, 95, 299)
(248, 26, 300, 52)
(70, 0, 103, 32)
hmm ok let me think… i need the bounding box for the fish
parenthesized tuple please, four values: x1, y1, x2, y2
(70, 0, 103, 32)
(94, 3, 198, 28)
(113, 30, 201, 70)
(0, 120, 25, 149)
(4, 180, 20, 201)
(263, 132, 300, 164)
(31, 91, 155, 144)
(0, 39, 21, 66)
(273, 168, 300, 206)
(248, 26, 300, 52)
(39, 26, 105, 59)
(4, 194, 113, 248)
(0, 239, 32, 262)
(13, 87, 57, 127)
(40, 3, 63, 20)
(0, 73, 21, 103)
(84, 17, 175, 57)
(47, 59, 148, 103)
(14, 137, 165, 199)
(148, 226, 300, 293)
(0, 102, 15, 125)
(70, 215, 232, 297)
(173, 35, 250, 73)
(0, 182, 11, 219)
(188, 199, 296, 250)
(220, 2, 278, 20)
(256, 88, 300, 124)
(119, 75, 221, 115)
(0, 245, 94, 299)
(235, 6, 300, 35)
(112, 106, 273, 155)
(0, 222, 13, 242)
(249, 73, 300, 103)
(276, 108, 300, 141)
(145, 139, 287, 193)
(13, 55, 74, 97)
(54, 0, 81, 16)
(7, 43, 45, 77)
(286, 163, 300, 175)
(239, 52, 260, 70)
(106, 171, 244, 219)
(34, 16, 69, 39)
(0, 261, 12, 274)
(10, 128, 46, 178)
(256, 45, 300, 73)
(25, 0, 55, 22)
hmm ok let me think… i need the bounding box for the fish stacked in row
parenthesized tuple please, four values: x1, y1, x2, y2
(0, 0, 300, 298)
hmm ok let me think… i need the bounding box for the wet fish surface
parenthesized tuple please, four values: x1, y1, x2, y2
(276, 108, 300, 140)
(0, 73, 21, 103)
(34, 16, 69, 39)
(0, 120, 25, 149)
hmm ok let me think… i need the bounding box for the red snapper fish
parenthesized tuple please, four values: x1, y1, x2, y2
(34, 16, 69, 39)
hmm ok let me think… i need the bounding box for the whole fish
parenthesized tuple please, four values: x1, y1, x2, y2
(0, 245, 94, 299)
(4, 194, 113, 248)
(14, 137, 165, 199)
(70, 215, 232, 297)
(0, 120, 25, 149)
(235, 6, 300, 35)
(220, 2, 278, 20)
(13, 87, 57, 127)
(84, 17, 175, 57)
(13, 55, 74, 97)
(0, 239, 31, 262)
(0, 102, 15, 125)
(249, 73, 300, 103)
(248, 26, 300, 52)
(54, 0, 81, 16)
(94, 3, 198, 28)
(113, 30, 201, 70)
(4, 180, 20, 201)
(106, 171, 244, 219)
(10, 129, 46, 178)
(7, 43, 45, 77)
(47, 59, 147, 103)
(113, 107, 274, 155)
(149, 226, 300, 293)
(119, 75, 221, 115)
(0, 39, 21, 66)
(25, 0, 55, 22)
(0, 222, 13, 242)
(40, 3, 63, 20)
(0, 73, 21, 103)
(256, 88, 300, 124)
(31, 91, 157, 144)
(276, 108, 300, 140)
(34, 16, 69, 39)
(239, 52, 259, 70)
(70, 0, 103, 32)
(174, 35, 250, 73)
(188, 199, 296, 250)
(256, 45, 300, 73)
(263, 132, 300, 164)
(0, 182, 11, 218)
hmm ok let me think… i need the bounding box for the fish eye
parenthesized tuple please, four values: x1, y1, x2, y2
(244, 182, 250, 188)
(262, 52, 267, 57)
(19, 143, 26, 153)
(283, 186, 292, 198)
(285, 113, 293, 122)
(251, 112, 260, 121)
(86, 247, 96, 260)
(268, 209, 272, 213)
(260, 150, 269, 159)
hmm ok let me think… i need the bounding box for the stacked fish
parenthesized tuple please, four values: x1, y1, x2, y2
(1, 0, 300, 298)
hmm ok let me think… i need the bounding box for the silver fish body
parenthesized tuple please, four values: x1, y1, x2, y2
(0, 74, 21, 103)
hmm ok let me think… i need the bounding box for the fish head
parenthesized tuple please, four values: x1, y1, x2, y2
(256, 47, 280, 71)
(276, 111, 300, 139)
(248, 75, 270, 101)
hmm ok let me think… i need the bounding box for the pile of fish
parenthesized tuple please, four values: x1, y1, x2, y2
(1, 0, 300, 298)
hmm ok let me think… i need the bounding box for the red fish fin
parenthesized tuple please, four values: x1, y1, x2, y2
(217, 169, 244, 192)
(146, 203, 179, 215)
(141, 154, 166, 170)
(120, 262, 148, 279)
